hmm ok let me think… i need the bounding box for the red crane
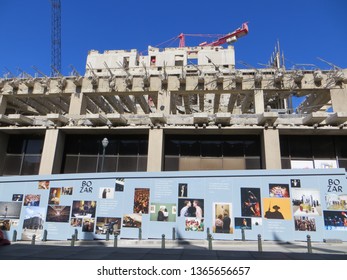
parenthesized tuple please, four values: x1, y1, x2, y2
(178, 22, 249, 48)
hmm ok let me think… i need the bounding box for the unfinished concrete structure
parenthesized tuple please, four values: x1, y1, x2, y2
(0, 43, 347, 176)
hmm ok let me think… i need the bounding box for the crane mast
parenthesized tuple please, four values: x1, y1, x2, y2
(51, 0, 61, 77)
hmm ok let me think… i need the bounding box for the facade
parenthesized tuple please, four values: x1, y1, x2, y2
(1, 44, 347, 241)
(0, 45, 346, 176)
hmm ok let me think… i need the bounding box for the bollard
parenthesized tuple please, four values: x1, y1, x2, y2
(208, 234, 213, 250)
(138, 227, 142, 240)
(241, 228, 245, 241)
(42, 229, 48, 242)
(106, 229, 110, 241)
(257, 234, 263, 252)
(74, 229, 78, 240)
(206, 227, 210, 240)
(161, 234, 165, 249)
(307, 235, 312, 254)
(172, 227, 176, 240)
(12, 230, 17, 242)
(71, 234, 75, 247)
(114, 233, 118, 248)
(31, 234, 36, 245)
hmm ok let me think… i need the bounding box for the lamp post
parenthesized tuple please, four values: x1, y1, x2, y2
(101, 137, 109, 172)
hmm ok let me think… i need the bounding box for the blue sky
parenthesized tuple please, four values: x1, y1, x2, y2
(0, 0, 346, 77)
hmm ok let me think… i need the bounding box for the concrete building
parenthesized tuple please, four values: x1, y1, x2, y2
(0, 44, 347, 176)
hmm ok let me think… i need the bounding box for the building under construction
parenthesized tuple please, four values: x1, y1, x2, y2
(0, 23, 347, 176)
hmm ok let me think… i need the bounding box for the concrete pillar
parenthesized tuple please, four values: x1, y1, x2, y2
(0, 95, 8, 114)
(39, 129, 65, 175)
(254, 89, 264, 114)
(0, 132, 9, 174)
(147, 129, 164, 172)
(69, 92, 87, 115)
(157, 90, 172, 115)
(330, 88, 347, 112)
(261, 128, 281, 169)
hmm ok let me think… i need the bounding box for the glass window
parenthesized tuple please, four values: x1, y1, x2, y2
(118, 156, 138, 171)
(25, 139, 44, 154)
(62, 155, 78, 173)
(224, 140, 244, 156)
(77, 156, 98, 173)
(2, 155, 22, 175)
(21, 155, 41, 175)
(119, 140, 139, 155)
(201, 141, 223, 157)
(312, 136, 335, 158)
(289, 136, 312, 158)
(180, 140, 200, 156)
(137, 156, 148, 171)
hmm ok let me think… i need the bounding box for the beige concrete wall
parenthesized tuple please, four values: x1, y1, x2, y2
(261, 128, 282, 169)
(254, 89, 264, 114)
(330, 88, 347, 112)
(0, 95, 7, 114)
(69, 92, 87, 115)
(147, 129, 164, 172)
(39, 129, 65, 175)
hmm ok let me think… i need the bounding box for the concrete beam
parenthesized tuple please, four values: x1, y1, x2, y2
(104, 95, 125, 114)
(136, 95, 151, 114)
(69, 92, 87, 115)
(47, 113, 69, 125)
(86, 113, 108, 126)
(213, 94, 221, 113)
(325, 112, 347, 125)
(149, 112, 167, 125)
(106, 113, 127, 126)
(330, 88, 347, 113)
(257, 112, 278, 126)
(302, 112, 328, 125)
(193, 112, 209, 124)
(254, 89, 264, 114)
(0, 114, 15, 125)
(215, 112, 231, 125)
(8, 114, 34, 125)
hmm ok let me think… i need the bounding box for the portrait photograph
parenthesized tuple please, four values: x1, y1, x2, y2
(12, 194, 23, 202)
(46, 205, 71, 223)
(38, 180, 50, 190)
(240, 188, 261, 217)
(70, 218, 82, 227)
(291, 188, 322, 216)
(99, 187, 115, 199)
(71, 200, 97, 218)
(178, 183, 188, 197)
(48, 187, 61, 205)
(269, 184, 290, 198)
(24, 194, 41, 206)
(82, 218, 95, 232)
(234, 217, 252, 230)
(212, 203, 233, 234)
(178, 198, 204, 218)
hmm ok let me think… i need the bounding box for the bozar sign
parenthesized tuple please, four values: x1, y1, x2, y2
(0, 169, 346, 242)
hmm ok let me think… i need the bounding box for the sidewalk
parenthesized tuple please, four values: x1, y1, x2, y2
(1, 239, 347, 260)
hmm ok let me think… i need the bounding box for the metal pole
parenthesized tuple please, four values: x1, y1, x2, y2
(114, 233, 118, 247)
(101, 147, 106, 172)
(42, 229, 48, 242)
(206, 227, 210, 240)
(71, 234, 75, 247)
(257, 234, 263, 252)
(161, 234, 165, 249)
(74, 229, 78, 240)
(208, 234, 213, 250)
(106, 229, 110, 241)
(172, 227, 176, 240)
(12, 230, 17, 242)
(307, 235, 312, 254)
(241, 228, 245, 241)
(138, 227, 142, 240)
(31, 234, 36, 245)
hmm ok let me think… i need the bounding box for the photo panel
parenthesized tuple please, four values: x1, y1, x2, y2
(212, 203, 233, 234)
(62, 187, 73, 195)
(48, 188, 61, 205)
(185, 218, 204, 231)
(133, 188, 150, 214)
(149, 203, 176, 222)
(122, 214, 142, 228)
(71, 200, 97, 218)
(95, 217, 121, 235)
(290, 179, 301, 188)
(82, 218, 95, 232)
(324, 211, 347, 231)
(291, 188, 322, 216)
(12, 194, 23, 202)
(178, 198, 204, 218)
(269, 184, 290, 198)
(294, 216, 317, 231)
(46, 205, 71, 222)
(0, 201, 22, 219)
(325, 193, 347, 210)
(0, 219, 11, 231)
(263, 198, 292, 220)
(24, 194, 41, 206)
(99, 187, 115, 199)
(178, 183, 188, 198)
(234, 217, 252, 230)
(70, 218, 82, 227)
(21, 206, 46, 240)
(38, 180, 50, 190)
(240, 188, 261, 217)
(115, 178, 124, 192)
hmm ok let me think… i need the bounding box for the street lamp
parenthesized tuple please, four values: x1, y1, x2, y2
(101, 137, 109, 172)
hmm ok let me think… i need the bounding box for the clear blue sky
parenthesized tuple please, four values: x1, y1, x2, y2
(0, 0, 346, 77)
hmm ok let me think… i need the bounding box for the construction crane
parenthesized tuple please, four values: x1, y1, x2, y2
(178, 22, 249, 48)
(50, 0, 61, 77)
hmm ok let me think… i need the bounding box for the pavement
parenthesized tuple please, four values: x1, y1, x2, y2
(1, 239, 347, 260)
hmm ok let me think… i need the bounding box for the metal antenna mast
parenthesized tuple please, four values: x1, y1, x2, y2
(50, 0, 61, 77)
